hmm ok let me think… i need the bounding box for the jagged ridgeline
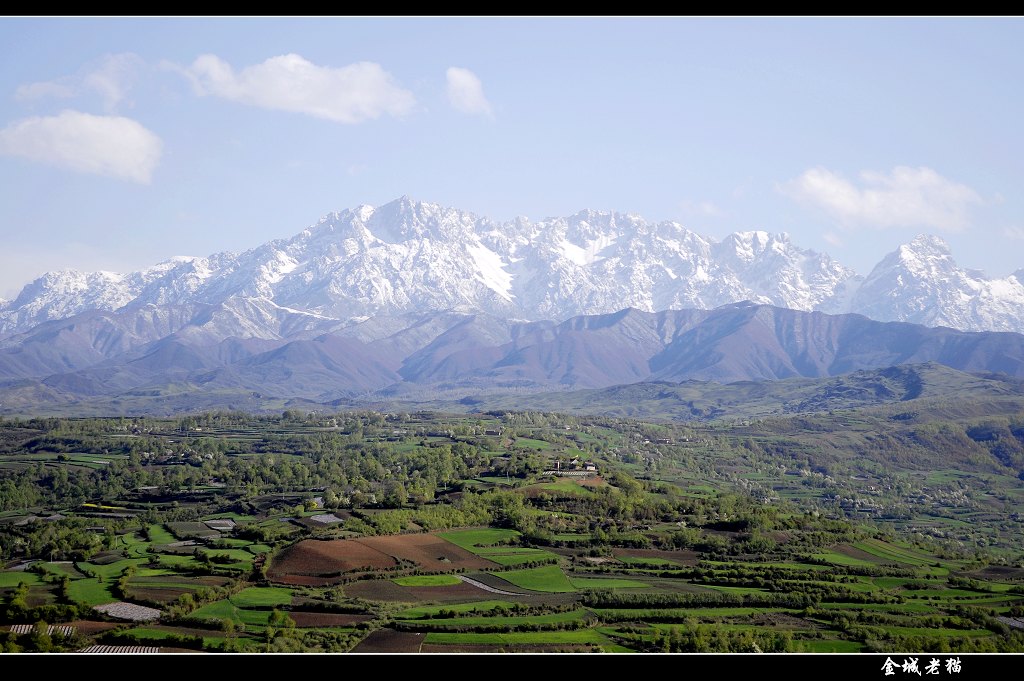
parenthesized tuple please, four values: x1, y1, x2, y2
(3, 197, 1024, 337)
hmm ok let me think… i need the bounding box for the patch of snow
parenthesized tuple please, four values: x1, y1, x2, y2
(264, 251, 299, 284)
(555, 234, 617, 266)
(467, 242, 515, 301)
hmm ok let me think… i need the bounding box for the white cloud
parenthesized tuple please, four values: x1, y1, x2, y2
(180, 53, 415, 124)
(1003, 226, 1024, 241)
(781, 166, 982, 232)
(15, 53, 143, 112)
(446, 67, 493, 117)
(0, 110, 162, 183)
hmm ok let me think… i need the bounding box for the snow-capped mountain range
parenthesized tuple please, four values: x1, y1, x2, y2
(2, 196, 1023, 339)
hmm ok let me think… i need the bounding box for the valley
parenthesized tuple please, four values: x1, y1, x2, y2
(1, 400, 1022, 653)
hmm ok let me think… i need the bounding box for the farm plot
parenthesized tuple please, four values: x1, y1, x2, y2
(394, 575, 462, 586)
(146, 524, 177, 545)
(569, 576, 650, 590)
(268, 534, 496, 585)
(359, 534, 498, 572)
(231, 586, 292, 607)
(351, 628, 424, 653)
(489, 566, 576, 593)
(346, 580, 494, 603)
(166, 522, 220, 540)
(612, 548, 698, 566)
(288, 612, 371, 628)
(125, 574, 233, 605)
(439, 528, 520, 550)
(423, 630, 607, 646)
(396, 609, 588, 630)
(39, 561, 87, 578)
(118, 626, 223, 645)
(63, 620, 120, 635)
(853, 539, 936, 567)
(440, 528, 557, 566)
(94, 601, 162, 622)
(188, 599, 273, 628)
(268, 539, 396, 584)
(69, 579, 118, 606)
(0, 570, 42, 588)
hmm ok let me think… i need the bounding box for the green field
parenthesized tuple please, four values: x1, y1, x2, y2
(397, 600, 517, 619)
(151, 554, 203, 570)
(491, 566, 576, 593)
(800, 640, 865, 652)
(146, 524, 177, 545)
(125, 627, 225, 646)
(570, 577, 649, 589)
(67, 578, 117, 605)
(190, 599, 273, 627)
(0, 571, 41, 587)
(810, 551, 878, 567)
(393, 574, 462, 587)
(439, 528, 520, 550)
(76, 558, 146, 580)
(484, 553, 558, 566)
(854, 539, 934, 566)
(230, 586, 293, 607)
(202, 548, 255, 563)
(594, 607, 793, 619)
(513, 438, 553, 451)
(535, 480, 593, 495)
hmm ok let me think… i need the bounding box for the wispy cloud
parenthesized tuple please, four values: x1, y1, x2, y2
(15, 53, 144, 112)
(15, 81, 75, 102)
(174, 53, 415, 124)
(678, 199, 723, 218)
(781, 166, 982, 232)
(822, 231, 844, 247)
(445, 67, 492, 117)
(1003, 226, 1024, 241)
(0, 110, 162, 183)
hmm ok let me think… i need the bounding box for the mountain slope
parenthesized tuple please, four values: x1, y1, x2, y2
(0, 197, 862, 337)
(423, 362, 1024, 422)
(4, 303, 1024, 415)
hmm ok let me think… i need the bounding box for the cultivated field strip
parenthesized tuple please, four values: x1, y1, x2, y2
(93, 602, 162, 621)
(9, 624, 76, 636)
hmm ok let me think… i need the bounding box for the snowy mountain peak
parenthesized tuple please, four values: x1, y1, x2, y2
(1, 197, 1023, 338)
(896, 234, 953, 264)
(853, 234, 1024, 331)
(907, 233, 951, 251)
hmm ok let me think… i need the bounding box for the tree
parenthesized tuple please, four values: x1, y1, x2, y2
(29, 621, 52, 652)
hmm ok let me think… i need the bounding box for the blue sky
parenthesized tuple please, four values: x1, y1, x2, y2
(1, 17, 1022, 298)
